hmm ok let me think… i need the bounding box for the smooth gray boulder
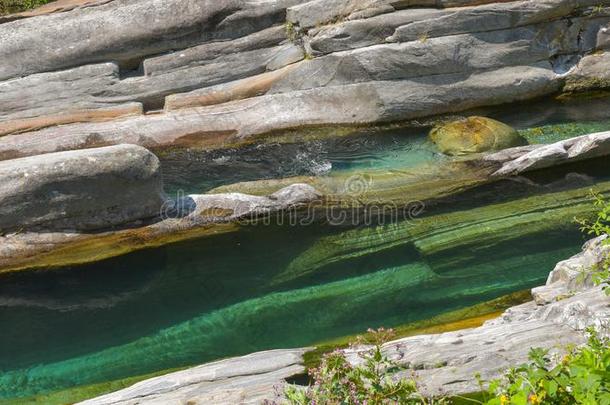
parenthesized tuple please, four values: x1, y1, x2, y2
(0, 144, 165, 232)
(78, 348, 311, 405)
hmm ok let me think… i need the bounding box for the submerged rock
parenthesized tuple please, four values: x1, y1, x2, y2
(0, 144, 165, 233)
(0, 184, 322, 274)
(277, 179, 610, 283)
(429, 116, 527, 156)
(80, 236, 610, 403)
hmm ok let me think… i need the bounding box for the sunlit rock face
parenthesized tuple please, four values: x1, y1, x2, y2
(0, 0, 609, 153)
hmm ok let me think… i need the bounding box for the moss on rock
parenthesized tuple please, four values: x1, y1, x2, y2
(430, 116, 527, 156)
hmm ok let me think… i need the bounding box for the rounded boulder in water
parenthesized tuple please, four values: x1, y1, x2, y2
(429, 116, 527, 156)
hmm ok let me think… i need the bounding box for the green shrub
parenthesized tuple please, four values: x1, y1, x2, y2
(0, 0, 52, 15)
(576, 190, 610, 295)
(281, 328, 446, 405)
(479, 329, 610, 405)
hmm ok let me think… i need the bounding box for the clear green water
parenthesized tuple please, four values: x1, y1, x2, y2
(2, 162, 607, 400)
(161, 95, 610, 194)
(1, 96, 610, 401)
(0, 224, 587, 400)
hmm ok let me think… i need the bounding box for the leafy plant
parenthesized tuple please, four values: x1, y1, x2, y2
(280, 328, 444, 405)
(0, 0, 52, 15)
(478, 329, 610, 405)
(575, 190, 610, 294)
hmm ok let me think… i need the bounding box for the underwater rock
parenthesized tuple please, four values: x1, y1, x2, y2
(80, 235, 610, 403)
(429, 116, 527, 156)
(0, 184, 322, 274)
(0, 144, 165, 233)
(342, 236, 610, 396)
(278, 180, 610, 282)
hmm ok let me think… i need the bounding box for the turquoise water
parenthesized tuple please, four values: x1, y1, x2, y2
(161, 95, 610, 194)
(1, 96, 610, 401)
(1, 161, 606, 399)
(0, 224, 586, 399)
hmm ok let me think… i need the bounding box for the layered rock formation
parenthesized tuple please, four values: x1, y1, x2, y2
(0, 176, 321, 273)
(1, 1, 610, 402)
(0, 0, 609, 155)
(2, 129, 609, 274)
(80, 236, 610, 404)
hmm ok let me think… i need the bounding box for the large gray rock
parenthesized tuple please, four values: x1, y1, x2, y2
(0, 62, 142, 136)
(78, 348, 311, 405)
(488, 130, 610, 176)
(0, 63, 562, 161)
(0, 144, 165, 232)
(0, 0, 308, 81)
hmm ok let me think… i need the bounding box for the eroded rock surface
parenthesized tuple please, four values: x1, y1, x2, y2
(0, 144, 165, 232)
(0, 183, 321, 273)
(0, 0, 609, 149)
(487, 130, 610, 176)
(79, 348, 311, 405)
